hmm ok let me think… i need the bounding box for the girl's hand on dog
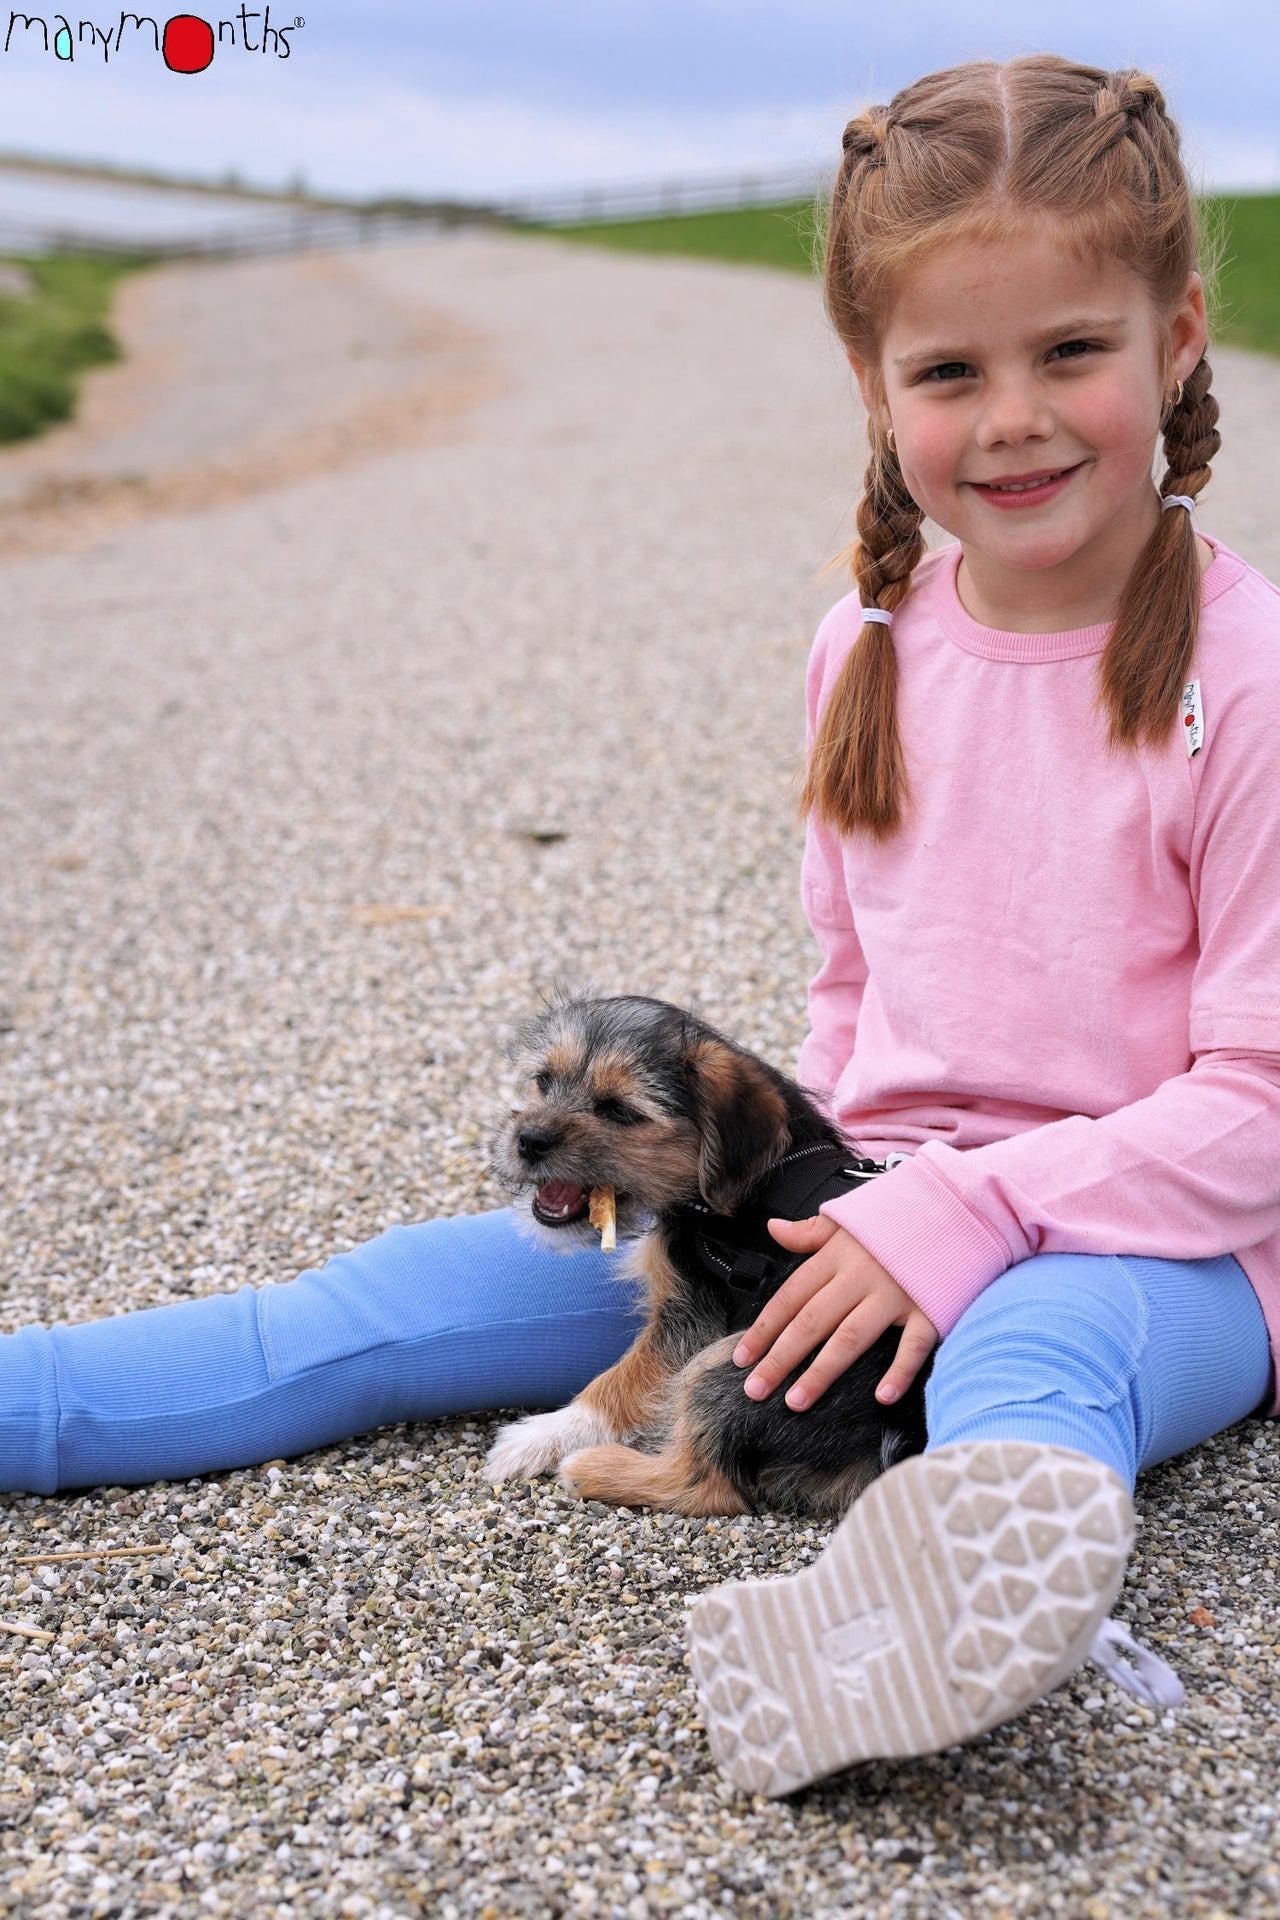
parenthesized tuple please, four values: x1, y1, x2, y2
(731, 1217, 938, 1412)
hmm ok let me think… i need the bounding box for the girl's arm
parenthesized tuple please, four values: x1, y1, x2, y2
(733, 1214, 938, 1411)
(794, 600, 870, 1105)
(740, 1042, 1280, 1415)
(795, 812, 869, 1107)
(820, 1046, 1280, 1341)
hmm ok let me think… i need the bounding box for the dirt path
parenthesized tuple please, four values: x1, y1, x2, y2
(0, 243, 499, 555)
(3, 236, 1277, 575)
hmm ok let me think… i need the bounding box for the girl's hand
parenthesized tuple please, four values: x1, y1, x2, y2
(731, 1217, 938, 1412)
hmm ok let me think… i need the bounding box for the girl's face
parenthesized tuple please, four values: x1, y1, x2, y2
(849, 227, 1208, 625)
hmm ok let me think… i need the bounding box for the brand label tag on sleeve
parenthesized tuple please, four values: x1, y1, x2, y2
(1181, 679, 1203, 757)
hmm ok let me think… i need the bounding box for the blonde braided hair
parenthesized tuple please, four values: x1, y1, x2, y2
(802, 429, 923, 835)
(1099, 356, 1222, 747)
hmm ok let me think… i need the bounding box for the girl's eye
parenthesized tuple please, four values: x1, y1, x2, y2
(595, 1097, 643, 1125)
(921, 340, 1098, 383)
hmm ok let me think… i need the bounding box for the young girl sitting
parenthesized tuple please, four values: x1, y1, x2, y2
(687, 51, 1279, 1793)
(1, 52, 1276, 1800)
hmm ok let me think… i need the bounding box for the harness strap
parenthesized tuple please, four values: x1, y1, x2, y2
(674, 1143, 905, 1318)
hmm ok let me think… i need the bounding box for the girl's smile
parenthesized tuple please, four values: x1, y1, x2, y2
(966, 463, 1085, 507)
(849, 227, 1208, 631)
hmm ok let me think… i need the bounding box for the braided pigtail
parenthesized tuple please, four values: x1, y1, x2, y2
(801, 428, 925, 838)
(1096, 357, 1220, 747)
(1078, 66, 1221, 747)
(1084, 70, 1170, 175)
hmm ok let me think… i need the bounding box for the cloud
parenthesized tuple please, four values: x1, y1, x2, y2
(0, 55, 851, 201)
(0, 2, 1276, 199)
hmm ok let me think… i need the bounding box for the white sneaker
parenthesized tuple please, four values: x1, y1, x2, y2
(687, 1440, 1135, 1797)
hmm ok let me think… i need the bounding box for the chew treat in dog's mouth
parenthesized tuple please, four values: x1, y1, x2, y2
(588, 1185, 617, 1252)
(532, 1179, 590, 1226)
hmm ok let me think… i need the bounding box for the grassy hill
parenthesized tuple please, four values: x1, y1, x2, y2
(1, 191, 1276, 448)
(551, 193, 1280, 362)
(0, 253, 147, 444)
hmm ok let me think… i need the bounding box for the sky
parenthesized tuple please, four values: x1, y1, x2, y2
(0, 1, 1277, 204)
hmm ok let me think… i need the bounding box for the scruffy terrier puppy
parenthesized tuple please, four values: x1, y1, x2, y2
(483, 994, 930, 1518)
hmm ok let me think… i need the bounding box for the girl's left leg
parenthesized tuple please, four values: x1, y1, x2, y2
(689, 1251, 1273, 1797)
(0, 1210, 647, 1494)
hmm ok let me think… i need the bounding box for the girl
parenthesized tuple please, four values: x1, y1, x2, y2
(2, 52, 1277, 1799)
(686, 52, 1280, 1793)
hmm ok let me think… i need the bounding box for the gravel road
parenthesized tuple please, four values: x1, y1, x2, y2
(0, 232, 1276, 1919)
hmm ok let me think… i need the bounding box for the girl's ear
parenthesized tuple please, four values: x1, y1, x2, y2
(1170, 271, 1208, 382)
(845, 348, 883, 422)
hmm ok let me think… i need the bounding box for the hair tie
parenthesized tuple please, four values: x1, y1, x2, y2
(860, 607, 894, 626)
(1162, 494, 1196, 513)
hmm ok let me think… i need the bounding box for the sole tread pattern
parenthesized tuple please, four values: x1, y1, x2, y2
(688, 1628, 807, 1794)
(687, 1441, 1134, 1797)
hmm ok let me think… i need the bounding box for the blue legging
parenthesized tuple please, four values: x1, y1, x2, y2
(0, 1209, 1270, 1494)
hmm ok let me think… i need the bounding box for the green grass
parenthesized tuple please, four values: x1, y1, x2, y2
(546, 192, 1280, 361)
(0, 253, 151, 445)
(1202, 194, 1280, 359)
(543, 199, 821, 275)
(0, 193, 1275, 452)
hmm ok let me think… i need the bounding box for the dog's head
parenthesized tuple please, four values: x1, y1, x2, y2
(494, 994, 794, 1244)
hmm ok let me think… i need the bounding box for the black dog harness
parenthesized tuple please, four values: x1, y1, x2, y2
(671, 1141, 907, 1326)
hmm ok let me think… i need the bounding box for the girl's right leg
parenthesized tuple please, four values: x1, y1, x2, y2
(688, 1251, 1272, 1797)
(0, 1210, 648, 1494)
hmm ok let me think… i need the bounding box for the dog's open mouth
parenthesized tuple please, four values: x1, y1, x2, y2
(532, 1180, 627, 1228)
(532, 1179, 591, 1226)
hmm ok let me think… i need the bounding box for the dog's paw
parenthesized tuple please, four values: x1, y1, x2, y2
(483, 1403, 616, 1484)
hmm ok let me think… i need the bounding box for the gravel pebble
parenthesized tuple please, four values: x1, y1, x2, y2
(0, 233, 1276, 1918)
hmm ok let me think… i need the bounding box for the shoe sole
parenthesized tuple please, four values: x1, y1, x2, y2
(686, 1440, 1134, 1797)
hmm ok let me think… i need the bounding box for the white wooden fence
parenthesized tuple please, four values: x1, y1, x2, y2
(0, 164, 831, 260)
(0, 206, 470, 259)
(496, 164, 830, 226)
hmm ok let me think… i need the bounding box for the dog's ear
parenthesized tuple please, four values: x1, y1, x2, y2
(683, 1035, 791, 1214)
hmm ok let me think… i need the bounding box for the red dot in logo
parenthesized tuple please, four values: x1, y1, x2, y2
(1185, 713, 1195, 725)
(163, 14, 215, 72)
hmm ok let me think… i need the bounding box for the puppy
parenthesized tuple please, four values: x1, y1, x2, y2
(483, 994, 930, 1518)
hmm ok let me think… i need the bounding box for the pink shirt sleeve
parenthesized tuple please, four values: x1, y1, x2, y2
(794, 606, 869, 1113)
(821, 1050, 1280, 1334)
(796, 812, 868, 1116)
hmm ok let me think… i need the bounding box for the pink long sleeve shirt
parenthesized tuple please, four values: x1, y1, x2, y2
(799, 535, 1280, 1414)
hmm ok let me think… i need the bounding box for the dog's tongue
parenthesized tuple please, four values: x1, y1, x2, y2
(536, 1179, 588, 1220)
